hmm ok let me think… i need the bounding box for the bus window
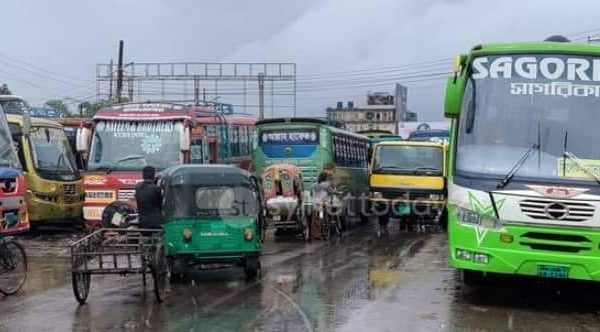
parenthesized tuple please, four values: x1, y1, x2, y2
(190, 138, 203, 164)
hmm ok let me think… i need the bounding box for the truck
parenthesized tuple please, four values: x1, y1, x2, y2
(445, 35, 600, 283)
(76, 102, 256, 230)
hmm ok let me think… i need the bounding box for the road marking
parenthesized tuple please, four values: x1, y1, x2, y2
(273, 286, 314, 332)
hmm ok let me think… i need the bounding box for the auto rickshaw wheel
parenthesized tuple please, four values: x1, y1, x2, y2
(72, 272, 91, 305)
(168, 257, 184, 283)
(244, 257, 260, 280)
(152, 245, 168, 303)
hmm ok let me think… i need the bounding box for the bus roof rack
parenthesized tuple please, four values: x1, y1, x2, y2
(256, 117, 345, 128)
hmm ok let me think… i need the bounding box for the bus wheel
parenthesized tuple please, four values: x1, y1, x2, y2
(462, 270, 484, 287)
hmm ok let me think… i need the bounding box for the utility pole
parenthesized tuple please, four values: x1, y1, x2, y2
(258, 73, 265, 120)
(127, 77, 134, 101)
(116, 40, 124, 103)
(108, 59, 113, 101)
(193, 77, 199, 105)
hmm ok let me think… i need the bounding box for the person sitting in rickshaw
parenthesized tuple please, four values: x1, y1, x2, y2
(135, 166, 163, 229)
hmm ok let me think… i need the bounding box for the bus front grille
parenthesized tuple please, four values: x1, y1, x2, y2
(519, 232, 593, 253)
(519, 199, 595, 222)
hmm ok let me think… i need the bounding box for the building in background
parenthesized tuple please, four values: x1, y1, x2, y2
(326, 86, 417, 133)
(397, 120, 451, 139)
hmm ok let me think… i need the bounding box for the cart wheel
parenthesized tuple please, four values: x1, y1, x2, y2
(244, 256, 260, 280)
(152, 245, 168, 303)
(72, 272, 91, 305)
(142, 272, 147, 288)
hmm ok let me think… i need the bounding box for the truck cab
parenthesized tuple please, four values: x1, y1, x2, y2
(369, 141, 447, 230)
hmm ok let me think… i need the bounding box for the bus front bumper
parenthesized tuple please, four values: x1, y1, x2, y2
(369, 198, 445, 216)
(26, 192, 83, 224)
(449, 214, 600, 281)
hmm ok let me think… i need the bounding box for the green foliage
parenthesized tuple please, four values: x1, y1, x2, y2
(77, 97, 130, 118)
(44, 99, 70, 117)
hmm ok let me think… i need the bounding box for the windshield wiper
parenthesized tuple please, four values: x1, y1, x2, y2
(413, 167, 441, 173)
(106, 155, 146, 174)
(563, 151, 600, 185)
(497, 143, 540, 189)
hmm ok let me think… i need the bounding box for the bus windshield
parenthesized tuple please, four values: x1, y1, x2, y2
(374, 145, 443, 175)
(457, 54, 600, 183)
(29, 126, 79, 180)
(88, 120, 183, 171)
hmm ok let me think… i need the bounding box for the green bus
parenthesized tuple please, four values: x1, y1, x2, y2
(252, 118, 370, 221)
(445, 35, 600, 284)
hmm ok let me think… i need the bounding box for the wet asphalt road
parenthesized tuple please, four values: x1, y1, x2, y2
(2, 224, 600, 331)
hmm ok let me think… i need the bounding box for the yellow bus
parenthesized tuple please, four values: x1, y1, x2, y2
(6, 112, 84, 226)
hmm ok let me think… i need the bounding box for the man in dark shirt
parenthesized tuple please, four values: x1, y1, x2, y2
(135, 166, 163, 229)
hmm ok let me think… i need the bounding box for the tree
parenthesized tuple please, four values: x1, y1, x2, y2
(79, 97, 130, 118)
(44, 99, 70, 117)
(0, 83, 12, 95)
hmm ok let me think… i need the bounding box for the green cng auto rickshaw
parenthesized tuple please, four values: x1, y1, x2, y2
(161, 165, 264, 280)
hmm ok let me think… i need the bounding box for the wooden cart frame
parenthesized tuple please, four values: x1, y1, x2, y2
(70, 228, 167, 304)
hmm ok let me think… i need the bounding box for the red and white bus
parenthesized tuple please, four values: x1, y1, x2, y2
(76, 102, 256, 229)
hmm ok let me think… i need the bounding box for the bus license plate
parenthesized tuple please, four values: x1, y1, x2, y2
(537, 265, 569, 279)
(395, 204, 410, 216)
(4, 212, 18, 227)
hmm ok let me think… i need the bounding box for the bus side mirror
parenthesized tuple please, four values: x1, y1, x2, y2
(22, 111, 31, 135)
(76, 127, 91, 153)
(444, 75, 466, 119)
(180, 127, 190, 152)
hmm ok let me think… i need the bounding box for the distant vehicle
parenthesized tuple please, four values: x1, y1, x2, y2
(408, 129, 449, 144)
(445, 37, 600, 284)
(77, 102, 256, 230)
(253, 118, 370, 225)
(261, 163, 307, 238)
(357, 129, 394, 138)
(369, 141, 447, 236)
(161, 165, 264, 280)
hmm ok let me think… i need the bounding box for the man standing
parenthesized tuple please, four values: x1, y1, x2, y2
(135, 166, 163, 229)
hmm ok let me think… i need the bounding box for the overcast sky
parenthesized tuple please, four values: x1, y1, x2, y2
(0, 0, 598, 120)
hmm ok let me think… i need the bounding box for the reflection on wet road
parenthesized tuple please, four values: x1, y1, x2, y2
(2, 224, 600, 331)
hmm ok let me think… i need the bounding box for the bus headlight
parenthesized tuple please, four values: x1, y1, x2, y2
(456, 207, 480, 224)
(456, 207, 501, 228)
(429, 194, 444, 200)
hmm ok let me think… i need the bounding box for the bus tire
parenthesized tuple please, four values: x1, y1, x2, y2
(462, 270, 484, 287)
